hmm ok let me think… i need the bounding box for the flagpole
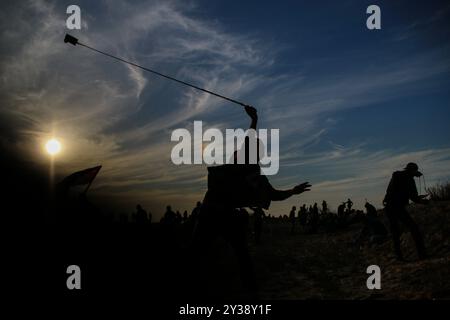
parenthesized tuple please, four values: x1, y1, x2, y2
(83, 179, 94, 195)
(82, 166, 101, 195)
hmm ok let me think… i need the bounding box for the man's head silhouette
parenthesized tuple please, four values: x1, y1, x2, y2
(404, 162, 422, 177)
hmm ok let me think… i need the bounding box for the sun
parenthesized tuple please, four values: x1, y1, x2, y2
(45, 138, 62, 155)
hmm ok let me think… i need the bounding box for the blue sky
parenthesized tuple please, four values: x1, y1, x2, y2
(1, 0, 449, 218)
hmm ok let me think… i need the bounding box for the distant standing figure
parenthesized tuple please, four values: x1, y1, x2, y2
(148, 210, 152, 224)
(337, 202, 346, 217)
(176, 211, 182, 224)
(299, 204, 308, 227)
(191, 202, 202, 221)
(383, 162, 429, 261)
(310, 203, 319, 233)
(337, 202, 346, 226)
(135, 204, 148, 224)
(365, 201, 377, 217)
(346, 198, 353, 213)
(162, 205, 176, 225)
(289, 206, 296, 234)
(358, 201, 387, 246)
(321, 200, 328, 215)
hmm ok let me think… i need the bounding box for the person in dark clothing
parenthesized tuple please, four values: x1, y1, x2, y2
(365, 201, 377, 218)
(299, 204, 308, 227)
(337, 202, 346, 226)
(191, 202, 202, 218)
(148, 210, 152, 224)
(337, 202, 346, 217)
(193, 105, 311, 295)
(310, 202, 319, 233)
(135, 204, 148, 224)
(162, 205, 176, 225)
(356, 201, 388, 247)
(289, 206, 297, 234)
(383, 162, 429, 261)
(346, 198, 353, 214)
(321, 200, 328, 215)
(175, 211, 182, 225)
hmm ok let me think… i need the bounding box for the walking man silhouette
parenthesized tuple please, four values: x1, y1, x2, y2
(383, 162, 429, 261)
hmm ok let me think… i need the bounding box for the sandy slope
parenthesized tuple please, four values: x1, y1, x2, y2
(251, 201, 450, 299)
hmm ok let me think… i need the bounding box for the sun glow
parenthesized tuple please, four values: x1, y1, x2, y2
(45, 138, 62, 155)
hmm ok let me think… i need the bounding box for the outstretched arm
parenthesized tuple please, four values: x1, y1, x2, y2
(270, 182, 312, 201)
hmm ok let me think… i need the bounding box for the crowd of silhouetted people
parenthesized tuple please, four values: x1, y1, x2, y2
(45, 160, 431, 298)
(45, 90, 432, 297)
(97, 196, 388, 251)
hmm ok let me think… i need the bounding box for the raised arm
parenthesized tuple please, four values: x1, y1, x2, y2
(245, 105, 258, 130)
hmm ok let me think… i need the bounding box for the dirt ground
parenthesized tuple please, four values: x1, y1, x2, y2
(248, 201, 450, 299)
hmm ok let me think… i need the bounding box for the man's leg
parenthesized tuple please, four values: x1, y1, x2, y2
(226, 213, 257, 294)
(386, 208, 403, 260)
(397, 209, 427, 259)
(229, 236, 256, 292)
(190, 204, 221, 297)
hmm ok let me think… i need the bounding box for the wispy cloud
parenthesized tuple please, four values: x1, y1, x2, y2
(270, 146, 450, 215)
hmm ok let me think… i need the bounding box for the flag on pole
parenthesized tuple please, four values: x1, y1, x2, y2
(58, 165, 102, 191)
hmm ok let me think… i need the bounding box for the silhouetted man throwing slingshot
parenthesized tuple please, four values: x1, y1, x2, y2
(193, 105, 311, 295)
(383, 162, 429, 261)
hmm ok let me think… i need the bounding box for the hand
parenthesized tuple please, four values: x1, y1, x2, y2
(419, 195, 430, 205)
(292, 182, 311, 195)
(245, 105, 258, 121)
